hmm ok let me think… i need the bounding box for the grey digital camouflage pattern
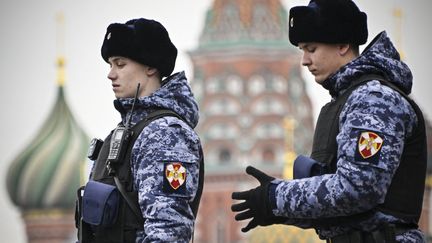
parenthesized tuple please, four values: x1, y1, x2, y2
(114, 71, 201, 242)
(271, 31, 425, 242)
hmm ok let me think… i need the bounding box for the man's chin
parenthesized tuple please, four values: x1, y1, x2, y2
(314, 75, 326, 84)
(314, 78, 323, 84)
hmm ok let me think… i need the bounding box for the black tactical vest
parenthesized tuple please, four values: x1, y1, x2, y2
(311, 75, 427, 226)
(84, 109, 204, 243)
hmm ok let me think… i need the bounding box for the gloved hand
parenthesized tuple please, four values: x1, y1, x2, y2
(231, 166, 286, 232)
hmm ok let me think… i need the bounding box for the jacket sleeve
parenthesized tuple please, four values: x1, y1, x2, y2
(131, 117, 201, 242)
(272, 81, 417, 219)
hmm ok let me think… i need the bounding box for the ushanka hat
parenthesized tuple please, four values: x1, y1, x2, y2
(101, 18, 177, 77)
(288, 0, 368, 46)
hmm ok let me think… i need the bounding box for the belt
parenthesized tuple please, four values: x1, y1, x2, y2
(326, 225, 413, 243)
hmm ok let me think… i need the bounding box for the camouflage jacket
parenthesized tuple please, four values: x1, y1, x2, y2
(114, 71, 202, 242)
(271, 31, 425, 242)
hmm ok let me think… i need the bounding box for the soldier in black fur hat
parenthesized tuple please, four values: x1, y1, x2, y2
(231, 0, 427, 242)
(75, 18, 204, 243)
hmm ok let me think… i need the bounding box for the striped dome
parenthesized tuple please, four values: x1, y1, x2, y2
(6, 59, 89, 210)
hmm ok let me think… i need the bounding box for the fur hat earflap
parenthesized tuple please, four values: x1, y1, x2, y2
(101, 18, 177, 77)
(289, 0, 368, 46)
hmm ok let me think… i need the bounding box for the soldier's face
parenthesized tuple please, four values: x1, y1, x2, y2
(299, 42, 347, 84)
(107, 56, 152, 98)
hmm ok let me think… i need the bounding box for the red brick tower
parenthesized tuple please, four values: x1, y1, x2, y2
(189, 0, 315, 242)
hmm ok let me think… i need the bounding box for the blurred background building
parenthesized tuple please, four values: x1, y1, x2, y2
(189, 0, 317, 241)
(4, 0, 432, 242)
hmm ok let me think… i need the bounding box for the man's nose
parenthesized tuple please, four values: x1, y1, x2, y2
(107, 68, 116, 81)
(301, 54, 311, 66)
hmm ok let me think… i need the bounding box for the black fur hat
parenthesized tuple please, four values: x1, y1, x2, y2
(288, 0, 368, 46)
(101, 18, 177, 77)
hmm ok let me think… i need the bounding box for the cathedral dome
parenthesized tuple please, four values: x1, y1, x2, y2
(6, 57, 89, 210)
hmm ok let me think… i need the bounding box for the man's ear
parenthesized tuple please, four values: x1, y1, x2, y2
(146, 66, 159, 76)
(338, 44, 351, 56)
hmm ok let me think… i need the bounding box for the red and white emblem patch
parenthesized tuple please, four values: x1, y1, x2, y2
(358, 131, 383, 159)
(165, 162, 187, 190)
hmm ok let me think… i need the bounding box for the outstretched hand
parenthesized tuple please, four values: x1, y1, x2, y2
(231, 166, 285, 232)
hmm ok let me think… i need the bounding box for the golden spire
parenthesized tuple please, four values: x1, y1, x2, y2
(283, 117, 296, 179)
(392, 7, 405, 60)
(56, 12, 66, 86)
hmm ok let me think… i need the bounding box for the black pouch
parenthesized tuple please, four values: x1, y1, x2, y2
(82, 180, 119, 226)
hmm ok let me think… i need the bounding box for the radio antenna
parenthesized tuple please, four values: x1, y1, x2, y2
(126, 83, 140, 128)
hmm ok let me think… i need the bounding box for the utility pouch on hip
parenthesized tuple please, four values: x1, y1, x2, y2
(82, 180, 119, 226)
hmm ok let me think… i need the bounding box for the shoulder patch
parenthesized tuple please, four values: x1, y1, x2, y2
(163, 162, 187, 193)
(356, 131, 384, 163)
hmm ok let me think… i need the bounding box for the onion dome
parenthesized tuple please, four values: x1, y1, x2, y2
(6, 57, 89, 210)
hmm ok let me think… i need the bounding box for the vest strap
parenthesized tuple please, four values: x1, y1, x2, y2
(113, 176, 144, 225)
(109, 109, 186, 225)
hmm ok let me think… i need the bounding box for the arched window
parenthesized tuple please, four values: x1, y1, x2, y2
(226, 75, 243, 95)
(273, 75, 288, 93)
(262, 148, 276, 164)
(208, 123, 238, 139)
(255, 123, 284, 139)
(207, 77, 225, 93)
(249, 75, 265, 95)
(208, 98, 240, 115)
(218, 148, 231, 164)
(251, 97, 285, 115)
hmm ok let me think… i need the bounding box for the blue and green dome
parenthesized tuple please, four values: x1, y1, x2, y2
(6, 57, 89, 210)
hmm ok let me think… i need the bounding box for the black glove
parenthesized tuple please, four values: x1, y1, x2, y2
(231, 166, 286, 232)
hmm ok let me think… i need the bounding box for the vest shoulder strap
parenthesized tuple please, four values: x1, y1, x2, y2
(131, 109, 186, 136)
(114, 109, 188, 223)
